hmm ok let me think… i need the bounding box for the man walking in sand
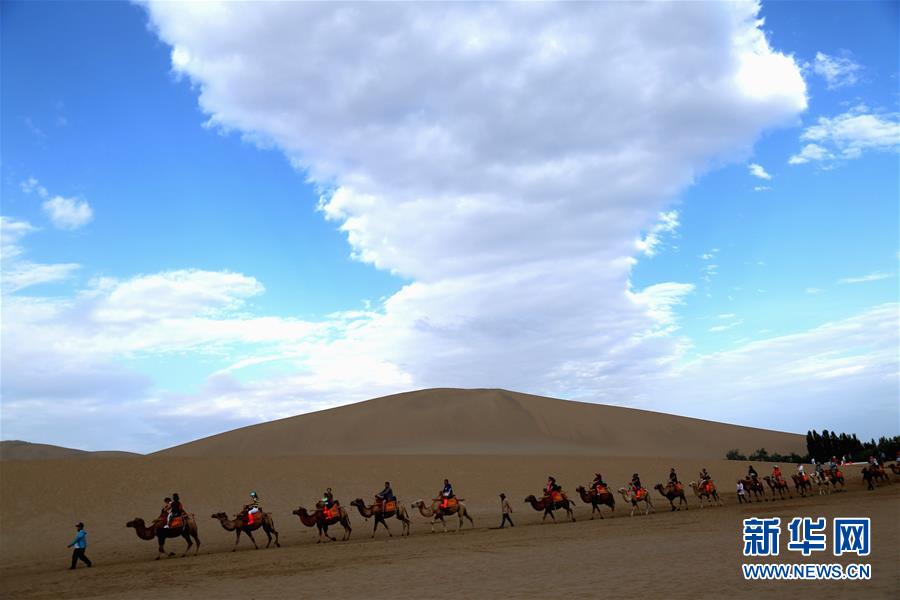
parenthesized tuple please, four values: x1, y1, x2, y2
(499, 493, 514, 528)
(67, 522, 92, 570)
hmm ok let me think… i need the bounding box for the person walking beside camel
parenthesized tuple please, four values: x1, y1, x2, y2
(498, 493, 514, 528)
(67, 522, 92, 570)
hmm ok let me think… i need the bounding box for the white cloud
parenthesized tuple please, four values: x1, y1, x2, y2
(20, 177, 49, 198)
(748, 163, 771, 180)
(754, 185, 771, 192)
(812, 52, 862, 89)
(805, 287, 823, 295)
(4, 2, 831, 450)
(709, 319, 743, 332)
(838, 272, 893, 285)
(647, 304, 899, 436)
(788, 143, 834, 165)
(790, 107, 900, 164)
(41, 196, 93, 230)
(0, 217, 80, 294)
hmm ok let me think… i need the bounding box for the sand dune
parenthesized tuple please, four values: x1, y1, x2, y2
(156, 388, 805, 458)
(0, 440, 140, 461)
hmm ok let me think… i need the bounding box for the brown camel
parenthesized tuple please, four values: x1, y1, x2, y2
(888, 463, 900, 477)
(126, 515, 200, 559)
(763, 476, 793, 500)
(350, 498, 411, 538)
(791, 473, 813, 496)
(575, 485, 615, 519)
(292, 504, 352, 543)
(741, 477, 766, 502)
(823, 468, 845, 489)
(211, 511, 280, 551)
(411, 498, 474, 533)
(870, 464, 892, 486)
(654, 483, 689, 511)
(617, 487, 653, 517)
(689, 481, 724, 507)
(524, 494, 576, 523)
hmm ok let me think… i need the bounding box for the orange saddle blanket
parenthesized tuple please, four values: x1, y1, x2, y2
(634, 488, 647, 500)
(167, 516, 184, 529)
(440, 497, 459, 510)
(381, 500, 397, 513)
(550, 491, 564, 503)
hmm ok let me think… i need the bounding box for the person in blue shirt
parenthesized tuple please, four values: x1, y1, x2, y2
(375, 481, 395, 509)
(67, 522, 92, 570)
(439, 479, 454, 509)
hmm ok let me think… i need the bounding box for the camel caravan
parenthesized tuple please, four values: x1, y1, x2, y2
(122, 461, 898, 560)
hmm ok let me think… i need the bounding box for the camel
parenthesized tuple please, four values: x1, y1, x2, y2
(411, 498, 474, 533)
(741, 477, 766, 502)
(689, 481, 724, 508)
(126, 515, 200, 559)
(617, 487, 654, 517)
(870, 464, 892, 486)
(350, 498, 411, 538)
(292, 504, 352, 543)
(211, 511, 280, 551)
(813, 472, 831, 496)
(791, 473, 813, 497)
(654, 483, 689, 511)
(823, 468, 845, 490)
(763, 476, 793, 500)
(888, 463, 900, 478)
(575, 485, 615, 519)
(524, 494, 576, 523)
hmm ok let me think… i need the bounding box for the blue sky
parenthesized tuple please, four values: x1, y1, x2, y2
(2, 1, 897, 452)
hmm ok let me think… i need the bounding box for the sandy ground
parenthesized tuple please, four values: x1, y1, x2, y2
(1, 455, 897, 599)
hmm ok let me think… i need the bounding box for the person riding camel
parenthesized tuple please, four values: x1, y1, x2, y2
(165, 493, 183, 528)
(772, 465, 783, 483)
(159, 497, 172, 523)
(544, 476, 563, 502)
(698, 468, 712, 492)
(668, 468, 680, 491)
(243, 491, 261, 523)
(591, 473, 607, 493)
(375, 481, 395, 511)
(631, 473, 644, 499)
(439, 479, 454, 509)
(815, 462, 824, 476)
(748, 465, 758, 481)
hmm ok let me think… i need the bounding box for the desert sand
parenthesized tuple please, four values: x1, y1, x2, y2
(1, 390, 896, 599)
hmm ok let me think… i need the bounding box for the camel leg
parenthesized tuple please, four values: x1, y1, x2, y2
(246, 530, 259, 550)
(181, 531, 193, 557)
(233, 530, 241, 551)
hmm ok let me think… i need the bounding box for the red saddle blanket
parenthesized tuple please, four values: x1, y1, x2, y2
(594, 485, 609, 495)
(380, 500, 397, 513)
(242, 512, 260, 527)
(634, 488, 647, 500)
(167, 516, 184, 529)
(322, 506, 339, 520)
(702, 482, 715, 494)
(440, 497, 458, 510)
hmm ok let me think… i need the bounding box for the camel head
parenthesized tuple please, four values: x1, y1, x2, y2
(575, 485, 586, 493)
(291, 507, 306, 517)
(125, 518, 142, 529)
(689, 481, 698, 489)
(524, 495, 537, 503)
(350, 499, 363, 508)
(411, 499, 424, 509)
(654, 483, 664, 491)
(617, 487, 629, 497)
(211, 512, 228, 520)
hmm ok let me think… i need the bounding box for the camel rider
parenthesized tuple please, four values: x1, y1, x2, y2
(545, 476, 562, 500)
(160, 497, 172, 522)
(439, 479, 454, 509)
(166, 493, 183, 528)
(631, 473, 643, 496)
(699, 468, 712, 491)
(322, 488, 335, 509)
(591, 473, 607, 492)
(668, 468, 680, 489)
(748, 465, 758, 481)
(375, 481, 395, 509)
(772, 465, 783, 482)
(246, 491, 261, 518)
(815, 462, 824, 476)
